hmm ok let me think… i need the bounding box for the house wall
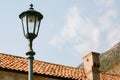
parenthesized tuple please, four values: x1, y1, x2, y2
(83, 52, 100, 80)
(0, 71, 58, 80)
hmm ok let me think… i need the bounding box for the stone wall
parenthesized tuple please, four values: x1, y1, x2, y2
(0, 71, 58, 80)
(83, 52, 100, 80)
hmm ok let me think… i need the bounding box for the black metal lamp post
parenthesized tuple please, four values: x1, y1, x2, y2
(19, 4, 43, 80)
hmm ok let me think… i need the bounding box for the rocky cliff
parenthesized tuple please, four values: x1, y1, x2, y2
(100, 42, 120, 75)
(78, 42, 120, 76)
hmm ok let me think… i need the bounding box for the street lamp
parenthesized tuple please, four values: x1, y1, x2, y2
(19, 4, 43, 80)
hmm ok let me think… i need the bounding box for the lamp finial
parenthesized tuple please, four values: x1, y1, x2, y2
(30, 4, 34, 10)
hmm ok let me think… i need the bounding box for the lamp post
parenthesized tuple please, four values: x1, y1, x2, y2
(19, 4, 43, 80)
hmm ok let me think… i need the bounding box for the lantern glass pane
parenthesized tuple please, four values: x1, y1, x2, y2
(35, 16, 40, 35)
(28, 15, 35, 34)
(22, 16, 27, 35)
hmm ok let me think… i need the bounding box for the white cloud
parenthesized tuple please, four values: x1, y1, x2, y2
(99, 9, 118, 30)
(49, 6, 83, 46)
(108, 27, 120, 47)
(73, 43, 89, 55)
(50, 6, 100, 55)
(98, 9, 120, 49)
(94, 0, 114, 6)
(50, 0, 120, 57)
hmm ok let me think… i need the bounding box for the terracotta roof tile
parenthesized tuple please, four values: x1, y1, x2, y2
(100, 73, 120, 80)
(1, 53, 120, 80)
(0, 53, 86, 79)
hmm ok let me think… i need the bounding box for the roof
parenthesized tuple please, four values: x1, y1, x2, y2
(1, 53, 120, 80)
(0, 53, 86, 80)
(100, 73, 120, 80)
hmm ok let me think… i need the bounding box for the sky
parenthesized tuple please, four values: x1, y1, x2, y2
(0, 0, 120, 67)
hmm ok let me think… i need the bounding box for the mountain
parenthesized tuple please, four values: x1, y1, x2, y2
(100, 42, 120, 75)
(78, 42, 120, 75)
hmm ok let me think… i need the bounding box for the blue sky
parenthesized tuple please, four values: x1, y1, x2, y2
(0, 0, 120, 67)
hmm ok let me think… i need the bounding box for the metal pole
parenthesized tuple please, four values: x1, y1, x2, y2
(26, 40, 35, 80)
(29, 53, 34, 80)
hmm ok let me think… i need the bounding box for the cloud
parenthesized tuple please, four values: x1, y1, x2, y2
(108, 29, 120, 46)
(50, 6, 82, 46)
(99, 9, 118, 30)
(98, 9, 120, 48)
(94, 0, 114, 6)
(50, 0, 120, 56)
(49, 6, 100, 55)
